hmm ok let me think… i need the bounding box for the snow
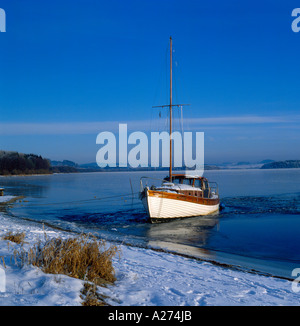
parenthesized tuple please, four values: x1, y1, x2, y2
(0, 211, 299, 306)
(157, 183, 199, 191)
(0, 195, 16, 203)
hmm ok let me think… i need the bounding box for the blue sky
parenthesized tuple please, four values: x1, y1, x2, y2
(0, 0, 300, 164)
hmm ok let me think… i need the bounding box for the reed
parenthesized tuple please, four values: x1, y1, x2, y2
(7, 232, 118, 305)
(81, 281, 109, 306)
(2, 231, 26, 245)
(17, 234, 118, 284)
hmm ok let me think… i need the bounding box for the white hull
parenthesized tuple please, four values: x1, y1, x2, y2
(142, 190, 219, 220)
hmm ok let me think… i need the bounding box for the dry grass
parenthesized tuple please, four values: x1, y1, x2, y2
(2, 231, 26, 245)
(15, 233, 119, 305)
(81, 281, 109, 306)
(18, 234, 118, 284)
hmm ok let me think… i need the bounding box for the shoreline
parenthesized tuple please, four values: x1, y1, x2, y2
(0, 197, 299, 306)
(0, 166, 300, 179)
(0, 194, 297, 281)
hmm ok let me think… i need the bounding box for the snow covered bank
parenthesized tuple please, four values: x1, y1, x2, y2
(0, 195, 17, 203)
(0, 215, 83, 306)
(0, 212, 299, 306)
(109, 246, 299, 306)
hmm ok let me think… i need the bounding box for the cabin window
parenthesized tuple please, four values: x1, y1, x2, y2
(194, 180, 201, 188)
(183, 179, 192, 185)
(203, 180, 209, 189)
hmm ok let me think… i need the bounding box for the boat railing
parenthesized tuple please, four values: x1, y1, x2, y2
(140, 176, 198, 193)
(208, 182, 219, 198)
(140, 176, 168, 192)
(140, 176, 219, 199)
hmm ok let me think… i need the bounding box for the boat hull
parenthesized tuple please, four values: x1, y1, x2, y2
(141, 189, 219, 222)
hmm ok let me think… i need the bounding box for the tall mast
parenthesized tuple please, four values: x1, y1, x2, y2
(169, 36, 172, 182)
(152, 37, 190, 180)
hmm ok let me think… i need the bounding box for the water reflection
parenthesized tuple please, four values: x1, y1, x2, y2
(0, 176, 50, 198)
(146, 215, 219, 260)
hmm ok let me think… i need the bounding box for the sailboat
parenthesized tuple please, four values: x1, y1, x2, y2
(139, 37, 220, 222)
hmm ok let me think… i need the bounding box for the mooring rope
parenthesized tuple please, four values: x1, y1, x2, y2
(12, 191, 141, 208)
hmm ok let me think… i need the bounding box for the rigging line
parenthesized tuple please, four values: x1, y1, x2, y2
(173, 47, 179, 108)
(163, 109, 169, 133)
(152, 43, 169, 132)
(13, 192, 140, 208)
(165, 42, 169, 106)
(180, 105, 185, 163)
(152, 43, 169, 108)
(15, 197, 142, 210)
(180, 105, 184, 136)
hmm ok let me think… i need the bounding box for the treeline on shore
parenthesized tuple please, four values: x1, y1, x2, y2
(1, 149, 300, 176)
(0, 151, 51, 175)
(261, 160, 300, 169)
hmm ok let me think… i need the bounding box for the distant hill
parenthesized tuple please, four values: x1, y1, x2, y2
(77, 162, 220, 172)
(217, 161, 264, 169)
(259, 159, 275, 164)
(79, 162, 100, 169)
(236, 161, 251, 166)
(261, 160, 300, 169)
(50, 160, 78, 167)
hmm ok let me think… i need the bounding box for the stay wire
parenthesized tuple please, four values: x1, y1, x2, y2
(13, 192, 141, 209)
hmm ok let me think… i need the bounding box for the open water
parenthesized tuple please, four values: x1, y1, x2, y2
(1, 168, 300, 279)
